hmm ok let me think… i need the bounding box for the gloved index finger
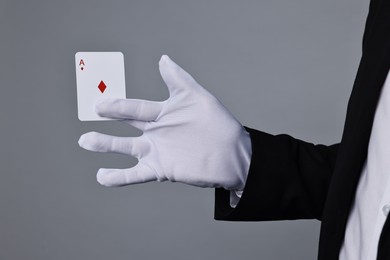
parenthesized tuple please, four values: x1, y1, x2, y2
(95, 98, 164, 121)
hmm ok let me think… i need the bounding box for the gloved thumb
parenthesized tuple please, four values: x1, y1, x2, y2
(159, 55, 201, 97)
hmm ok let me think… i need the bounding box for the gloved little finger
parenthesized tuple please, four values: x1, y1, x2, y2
(96, 164, 157, 187)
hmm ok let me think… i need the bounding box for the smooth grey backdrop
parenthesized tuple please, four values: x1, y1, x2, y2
(1, 0, 368, 259)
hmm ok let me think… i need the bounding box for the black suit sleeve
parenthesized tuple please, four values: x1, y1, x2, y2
(214, 126, 340, 221)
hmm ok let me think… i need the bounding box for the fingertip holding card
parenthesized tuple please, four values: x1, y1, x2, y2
(75, 52, 126, 121)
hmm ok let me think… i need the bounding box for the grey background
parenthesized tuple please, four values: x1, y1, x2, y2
(1, 0, 368, 259)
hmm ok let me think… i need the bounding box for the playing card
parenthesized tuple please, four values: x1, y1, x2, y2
(75, 52, 126, 121)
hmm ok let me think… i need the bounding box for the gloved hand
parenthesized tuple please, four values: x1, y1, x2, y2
(78, 55, 252, 191)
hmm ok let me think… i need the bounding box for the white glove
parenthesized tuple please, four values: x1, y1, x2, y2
(78, 55, 252, 191)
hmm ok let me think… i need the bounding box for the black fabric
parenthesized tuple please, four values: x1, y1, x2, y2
(214, 0, 390, 259)
(215, 128, 339, 221)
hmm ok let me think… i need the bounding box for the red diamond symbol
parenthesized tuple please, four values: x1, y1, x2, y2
(98, 80, 107, 93)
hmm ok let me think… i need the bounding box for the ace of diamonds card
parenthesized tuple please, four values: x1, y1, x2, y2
(75, 52, 126, 121)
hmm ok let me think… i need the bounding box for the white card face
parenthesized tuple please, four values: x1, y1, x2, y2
(75, 52, 126, 121)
